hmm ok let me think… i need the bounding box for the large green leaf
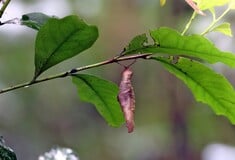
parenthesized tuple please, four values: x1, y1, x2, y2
(34, 15, 98, 79)
(72, 74, 125, 127)
(21, 12, 54, 30)
(153, 56, 235, 124)
(124, 28, 235, 67)
(143, 27, 235, 67)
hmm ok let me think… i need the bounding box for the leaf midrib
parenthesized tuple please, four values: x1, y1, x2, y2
(38, 27, 85, 74)
(127, 45, 234, 62)
(144, 45, 233, 60)
(77, 75, 117, 123)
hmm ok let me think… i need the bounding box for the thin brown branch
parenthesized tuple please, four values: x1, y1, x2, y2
(0, 53, 152, 94)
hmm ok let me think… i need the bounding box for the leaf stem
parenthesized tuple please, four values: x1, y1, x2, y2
(201, 7, 230, 36)
(181, 11, 197, 35)
(0, 0, 11, 18)
(0, 53, 152, 94)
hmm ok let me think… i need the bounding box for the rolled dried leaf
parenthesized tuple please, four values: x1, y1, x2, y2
(118, 67, 135, 133)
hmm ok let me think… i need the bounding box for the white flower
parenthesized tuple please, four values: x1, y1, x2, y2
(38, 147, 79, 160)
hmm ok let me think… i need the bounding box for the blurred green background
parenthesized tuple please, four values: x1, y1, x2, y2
(1, 0, 235, 160)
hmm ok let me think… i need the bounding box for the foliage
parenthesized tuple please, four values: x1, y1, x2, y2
(152, 57, 235, 124)
(1, 0, 235, 158)
(34, 15, 98, 79)
(72, 74, 124, 127)
(211, 22, 232, 37)
(0, 137, 17, 160)
(126, 27, 235, 67)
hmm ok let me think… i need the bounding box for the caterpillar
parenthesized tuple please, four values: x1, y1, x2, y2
(117, 67, 135, 133)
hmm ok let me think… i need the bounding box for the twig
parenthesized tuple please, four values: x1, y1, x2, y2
(0, 0, 11, 18)
(0, 53, 152, 94)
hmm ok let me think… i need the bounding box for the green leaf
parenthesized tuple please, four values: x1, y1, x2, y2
(153, 56, 235, 124)
(72, 74, 125, 127)
(144, 27, 235, 67)
(0, 137, 17, 160)
(21, 12, 54, 30)
(34, 15, 98, 79)
(193, 0, 230, 10)
(125, 33, 148, 54)
(211, 22, 233, 37)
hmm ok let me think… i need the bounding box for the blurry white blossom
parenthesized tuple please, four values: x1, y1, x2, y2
(38, 147, 79, 160)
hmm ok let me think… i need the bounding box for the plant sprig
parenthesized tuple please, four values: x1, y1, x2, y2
(1, 0, 235, 136)
(0, 53, 152, 94)
(181, 1, 233, 36)
(201, 6, 231, 35)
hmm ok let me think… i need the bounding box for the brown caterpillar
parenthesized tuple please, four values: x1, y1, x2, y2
(118, 67, 135, 133)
